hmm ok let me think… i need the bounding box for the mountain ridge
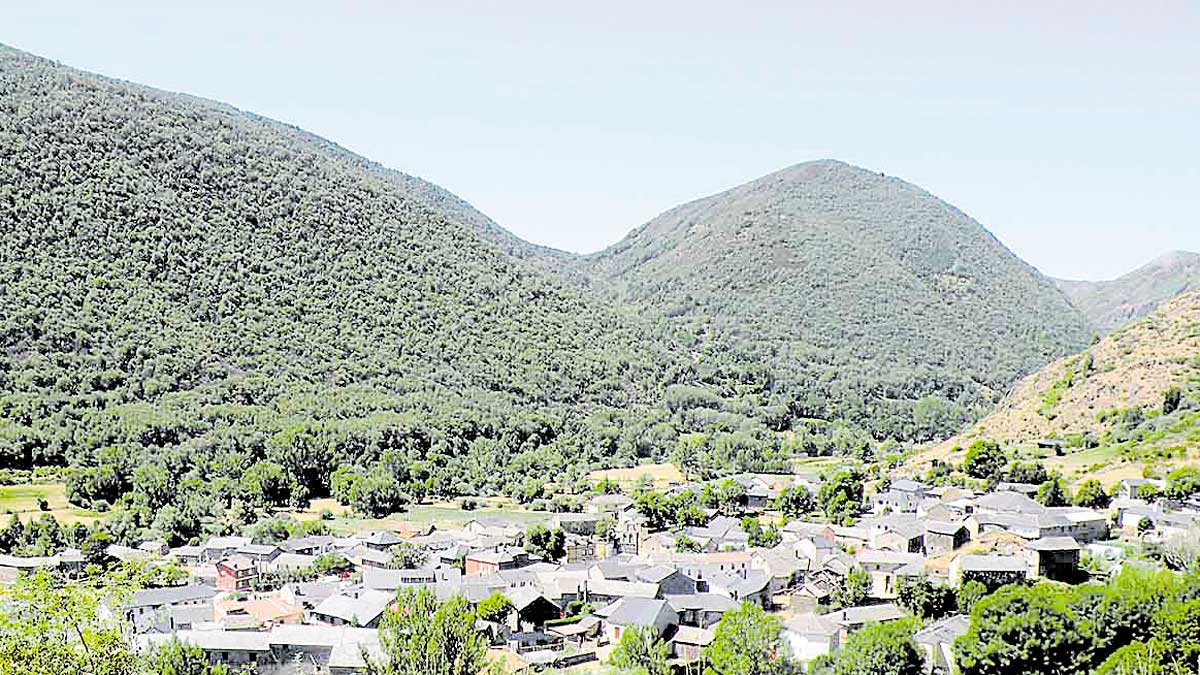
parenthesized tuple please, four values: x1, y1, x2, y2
(1056, 250, 1200, 332)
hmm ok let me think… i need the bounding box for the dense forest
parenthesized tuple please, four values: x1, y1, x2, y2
(582, 160, 1094, 441)
(0, 45, 829, 533)
(0, 44, 1099, 539)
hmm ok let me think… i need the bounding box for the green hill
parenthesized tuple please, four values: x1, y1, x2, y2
(583, 160, 1094, 441)
(0, 45, 802, 526)
(1057, 250, 1200, 332)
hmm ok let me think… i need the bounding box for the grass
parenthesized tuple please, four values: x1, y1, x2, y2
(0, 483, 107, 525)
(291, 497, 551, 534)
(586, 463, 684, 488)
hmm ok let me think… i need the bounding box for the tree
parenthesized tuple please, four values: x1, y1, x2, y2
(609, 624, 670, 675)
(634, 491, 672, 531)
(476, 592, 514, 625)
(962, 439, 1006, 481)
(897, 578, 956, 620)
(1005, 461, 1048, 486)
(390, 543, 428, 570)
(818, 469, 864, 521)
(1095, 639, 1187, 675)
(741, 516, 782, 549)
(676, 535, 703, 553)
(956, 580, 988, 615)
(1164, 467, 1200, 501)
(149, 638, 237, 675)
(1163, 386, 1183, 415)
(832, 568, 870, 609)
(240, 460, 296, 509)
(704, 603, 793, 675)
(955, 584, 1093, 675)
(1074, 479, 1111, 509)
(823, 619, 925, 675)
(1037, 478, 1070, 507)
(370, 588, 488, 675)
(0, 569, 141, 675)
(775, 485, 815, 519)
(525, 525, 566, 562)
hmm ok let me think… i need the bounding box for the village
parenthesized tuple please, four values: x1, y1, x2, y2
(2, 467, 1194, 675)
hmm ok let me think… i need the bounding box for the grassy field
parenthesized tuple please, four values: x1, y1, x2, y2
(291, 497, 551, 534)
(586, 463, 684, 488)
(0, 483, 107, 525)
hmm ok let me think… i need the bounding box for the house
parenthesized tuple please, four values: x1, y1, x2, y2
(126, 584, 218, 633)
(215, 557, 258, 592)
(1024, 537, 1081, 581)
(139, 630, 272, 669)
(141, 624, 381, 674)
(635, 565, 697, 595)
(281, 535, 336, 556)
(169, 545, 203, 566)
(751, 546, 810, 595)
(215, 592, 304, 628)
(311, 589, 395, 628)
(357, 531, 404, 551)
(670, 626, 715, 662)
(783, 612, 841, 665)
(598, 597, 678, 643)
(665, 593, 739, 629)
(826, 603, 909, 638)
(465, 547, 536, 576)
(584, 578, 660, 605)
(503, 586, 560, 631)
(868, 518, 926, 553)
(1117, 478, 1166, 500)
(995, 482, 1041, 497)
(872, 489, 924, 514)
(949, 554, 1028, 589)
(551, 512, 604, 536)
(924, 520, 970, 556)
(914, 614, 970, 674)
(855, 551, 924, 599)
(563, 533, 598, 563)
(236, 544, 281, 563)
(202, 537, 252, 563)
(706, 569, 771, 607)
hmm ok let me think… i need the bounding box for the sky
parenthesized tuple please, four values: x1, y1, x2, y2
(5, 1, 1199, 280)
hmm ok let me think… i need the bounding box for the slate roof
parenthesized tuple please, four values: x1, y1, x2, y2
(312, 589, 394, 626)
(128, 584, 218, 609)
(914, 614, 971, 645)
(957, 554, 1027, 573)
(604, 597, 671, 626)
(1026, 536, 1081, 551)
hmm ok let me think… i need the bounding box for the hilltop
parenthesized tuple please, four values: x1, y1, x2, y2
(583, 160, 1094, 441)
(915, 292, 1200, 485)
(1057, 250, 1200, 332)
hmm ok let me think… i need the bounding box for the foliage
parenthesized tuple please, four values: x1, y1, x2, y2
(0, 570, 139, 675)
(962, 440, 1007, 481)
(676, 535, 703, 553)
(955, 584, 1093, 675)
(524, 525, 566, 562)
(370, 587, 488, 675)
(817, 468, 864, 522)
(817, 619, 924, 675)
(1073, 479, 1111, 509)
(390, 543, 427, 570)
(775, 485, 815, 519)
(956, 580, 988, 615)
(1164, 467, 1200, 501)
(475, 592, 513, 624)
(897, 578, 957, 620)
(148, 638, 242, 675)
(740, 516, 782, 548)
(1036, 478, 1070, 507)
(831, 568, 870, 610)
(704, 602, 793, 675)
(609, 624, 670, 675)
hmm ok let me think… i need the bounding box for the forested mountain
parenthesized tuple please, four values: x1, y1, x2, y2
(582, 160, 1094, 441)
(1057, 250, 1200, 332)
(0, 45, 801, 528)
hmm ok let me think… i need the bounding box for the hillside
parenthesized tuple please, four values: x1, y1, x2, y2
(1057, 250, 1200, 332)
(0, 45, 803, 524)
(917, 292, 1200, 484)
(584, 160, 1094, 441)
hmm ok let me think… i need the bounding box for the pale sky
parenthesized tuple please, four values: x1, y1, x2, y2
(6, 1, 1198, 280)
